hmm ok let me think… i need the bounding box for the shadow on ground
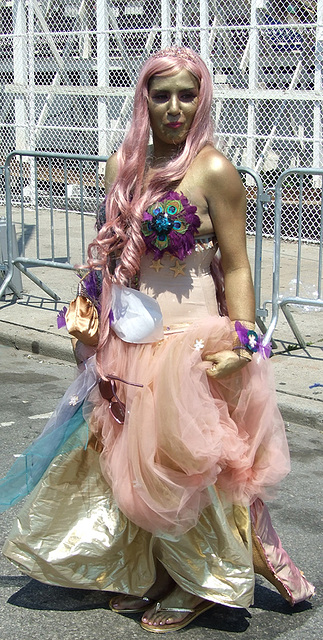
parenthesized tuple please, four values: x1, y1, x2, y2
(2, 576, 315, 636)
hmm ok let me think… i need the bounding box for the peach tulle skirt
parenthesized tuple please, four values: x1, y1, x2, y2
(87, 315, 290, 540)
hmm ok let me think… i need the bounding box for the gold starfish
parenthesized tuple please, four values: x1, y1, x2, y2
(150, 259, 164, 272)
(170, 259, 186, 277)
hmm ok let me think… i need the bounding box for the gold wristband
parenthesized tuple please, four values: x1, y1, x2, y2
(232, 346, 253, 362)
(230, 319, 255, 349)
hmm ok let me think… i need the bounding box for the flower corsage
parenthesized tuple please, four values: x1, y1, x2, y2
(232, 321, 271, 361)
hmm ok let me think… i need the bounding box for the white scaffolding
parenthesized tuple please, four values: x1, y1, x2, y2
(313, 0, 323, 183)
(0, 0, 322, 185)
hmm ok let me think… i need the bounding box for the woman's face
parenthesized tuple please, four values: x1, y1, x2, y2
(147, 69, 199, 150)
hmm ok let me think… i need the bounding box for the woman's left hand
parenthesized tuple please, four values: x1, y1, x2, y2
(204, 350, 249, 379)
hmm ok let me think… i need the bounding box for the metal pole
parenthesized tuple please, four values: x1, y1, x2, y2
(97, 0, 110, 158)
(12, 0, 28, 150)
(175, 0, 183, 46)
(246, 0, 259, 182)
(313, 0, 323, 187)
(200, 0, 211, 72)
(28, 0, 36, 207)
(237, 166, 268, 331)
(0, 161, 20, 300)
(27, 0, 35, 152)
(161, 0, 171, 49)
(263, 172, 283, 346)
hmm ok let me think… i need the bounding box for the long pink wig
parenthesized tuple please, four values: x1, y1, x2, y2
(88, 47, 214, 366)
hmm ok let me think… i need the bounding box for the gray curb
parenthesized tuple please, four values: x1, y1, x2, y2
(276, 394, 323, 431)
(0, 320, 75, 363)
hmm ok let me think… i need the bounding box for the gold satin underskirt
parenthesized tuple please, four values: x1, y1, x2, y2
(3, 427, 254, 609)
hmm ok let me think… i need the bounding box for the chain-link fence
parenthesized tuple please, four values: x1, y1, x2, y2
(0, 0, 322, 239)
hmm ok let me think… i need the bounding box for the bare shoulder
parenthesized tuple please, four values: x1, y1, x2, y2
(104, 153, 119, 193)
(195, 145, 244, 201)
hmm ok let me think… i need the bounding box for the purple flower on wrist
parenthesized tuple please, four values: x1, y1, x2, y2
(235, 321, 271, 359)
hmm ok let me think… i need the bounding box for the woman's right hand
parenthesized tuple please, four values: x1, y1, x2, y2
(204, 349, 250, 379)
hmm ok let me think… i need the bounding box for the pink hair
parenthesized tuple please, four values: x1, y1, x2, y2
(87, 47, 214, 366)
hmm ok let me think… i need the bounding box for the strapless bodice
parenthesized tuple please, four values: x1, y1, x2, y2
(140, 190, 218, 326)
(139, 238, 218, 327)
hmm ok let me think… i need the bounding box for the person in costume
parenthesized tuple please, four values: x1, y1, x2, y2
(0, 47, 314, 633)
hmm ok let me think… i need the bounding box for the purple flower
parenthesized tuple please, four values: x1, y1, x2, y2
(79, 271, 102, 315)
(57, 306, 67, 329)
(235, 321, 271, 359)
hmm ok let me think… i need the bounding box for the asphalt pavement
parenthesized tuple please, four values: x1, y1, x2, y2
(0, 346, 322, 640)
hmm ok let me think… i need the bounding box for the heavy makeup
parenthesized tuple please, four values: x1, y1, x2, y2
(147, 69, 199, 159)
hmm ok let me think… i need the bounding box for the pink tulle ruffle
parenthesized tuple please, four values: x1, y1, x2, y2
(87, 316, 290, 538)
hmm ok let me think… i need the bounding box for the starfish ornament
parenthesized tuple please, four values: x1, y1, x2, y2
(170, 259, 186, 278)
(150, 259, 164, 272)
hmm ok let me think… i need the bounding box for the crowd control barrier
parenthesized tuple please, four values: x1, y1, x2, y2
(2, 152, 321, 349)
(263, 168, 323, 348)
(0, 153, 268, 332)
(0, 151, 108, 300)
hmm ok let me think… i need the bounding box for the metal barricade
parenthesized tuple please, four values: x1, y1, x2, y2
(237, 166, 271, 334)
(264, 168, 323, 348)
(0, 150, 108, 300)
(2, 153, 321, 347)
(0, 153, 271, 334)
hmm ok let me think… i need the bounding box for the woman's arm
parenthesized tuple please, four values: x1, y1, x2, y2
(205, 150, 255, 322)
(201, 149, 256, 378)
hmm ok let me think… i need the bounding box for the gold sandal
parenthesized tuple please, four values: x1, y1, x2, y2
(140, 600, 214, 633)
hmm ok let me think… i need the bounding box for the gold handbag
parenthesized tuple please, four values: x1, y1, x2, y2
(65, 276, 99, 346)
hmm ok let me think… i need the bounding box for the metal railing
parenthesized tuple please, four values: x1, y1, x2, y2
(0, 153, 269, 329)
(237, 166, 271, 335)
(4, 152, 321, 350)
(263, 168, 323, 348)
(0, 150, 108, 300)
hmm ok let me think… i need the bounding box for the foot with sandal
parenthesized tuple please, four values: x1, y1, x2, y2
(111, 584, 213, 633)
(109, 563, 214, 633)
(109, 561, 174, 614)
(109, 506, 315, 633)
(140, 586, 214, 633)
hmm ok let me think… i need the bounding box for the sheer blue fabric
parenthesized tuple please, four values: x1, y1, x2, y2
(0, 406, 87, 512)
(0, 356, 98, 513)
